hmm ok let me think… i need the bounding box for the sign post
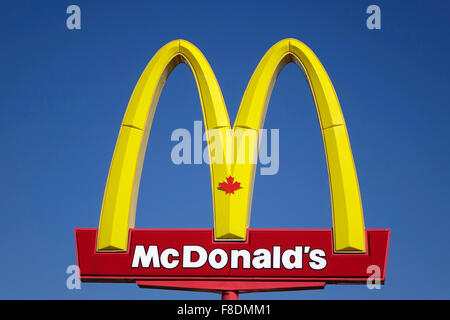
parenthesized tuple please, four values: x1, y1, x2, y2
(222, 291, 238, 300)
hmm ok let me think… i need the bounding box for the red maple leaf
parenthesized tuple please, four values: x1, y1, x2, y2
(219, 176, 241, 194)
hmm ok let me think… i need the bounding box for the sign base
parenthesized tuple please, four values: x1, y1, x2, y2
(75, 228, 389, 299)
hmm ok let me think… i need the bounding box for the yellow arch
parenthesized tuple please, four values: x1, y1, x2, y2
(97, 38, 366, 253)
(234, 39, 366, 252)
(97, 40, 231, 251)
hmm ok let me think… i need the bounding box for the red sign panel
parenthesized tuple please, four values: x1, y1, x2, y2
(75, 229, 389, 292)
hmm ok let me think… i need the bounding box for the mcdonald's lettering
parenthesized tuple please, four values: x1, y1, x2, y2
(131, 245, 327, 270)
(75, 39, 390, 298)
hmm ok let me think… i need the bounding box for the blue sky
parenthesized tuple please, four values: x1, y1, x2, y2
(0, 0, 449, 299)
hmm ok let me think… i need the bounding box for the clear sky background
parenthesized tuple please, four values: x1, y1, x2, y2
(0, 0, 449, 299)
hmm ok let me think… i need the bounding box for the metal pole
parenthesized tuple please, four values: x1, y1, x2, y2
(222, 290, 239, 300)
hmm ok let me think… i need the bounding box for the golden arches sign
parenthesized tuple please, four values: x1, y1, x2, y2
(97, 39, 366, 253)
